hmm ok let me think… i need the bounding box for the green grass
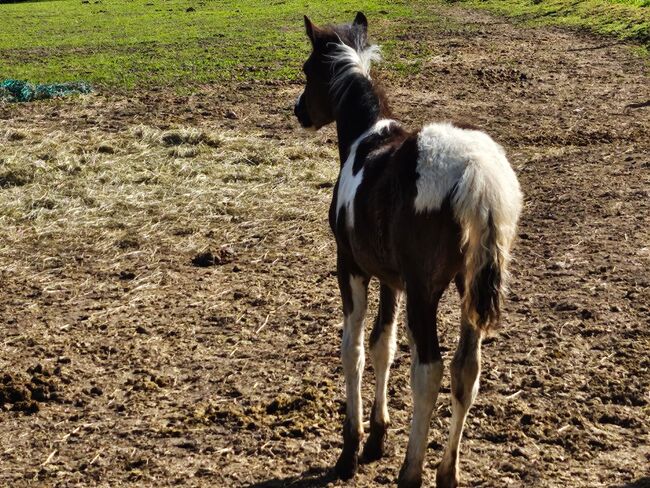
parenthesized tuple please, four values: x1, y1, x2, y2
(456, 0, 649, 50)
(0, 0, 647, 89)
(0, 0, 414, 88)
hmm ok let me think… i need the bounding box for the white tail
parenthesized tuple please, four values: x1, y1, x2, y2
(451, 138, 522, 330)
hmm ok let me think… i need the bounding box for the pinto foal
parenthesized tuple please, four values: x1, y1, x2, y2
(294, 13, 522, 488)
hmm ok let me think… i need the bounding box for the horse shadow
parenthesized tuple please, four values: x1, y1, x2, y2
(245, 466, 337, 488)
(245, 468, 650, 488)
(611, 478, 650, 488)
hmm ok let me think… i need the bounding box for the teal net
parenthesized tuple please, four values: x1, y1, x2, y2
(0, 79, 92, 103)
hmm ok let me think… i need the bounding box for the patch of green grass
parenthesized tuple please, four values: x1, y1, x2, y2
(1, 0, 646, 90)
(0, 0, 415, 89)
(454, 0, 649, 50)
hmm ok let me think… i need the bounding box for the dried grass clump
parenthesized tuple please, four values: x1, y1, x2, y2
(0, 160, 33, 188)
(4, 129, 28, 142)
(0, 123, 338, 307)
(132, 125, 223, 149)
(169, 145, 200, 158)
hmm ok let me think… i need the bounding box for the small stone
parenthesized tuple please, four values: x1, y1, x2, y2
(119, 270, 136, 280)
(195, 467, 215, 477)
(191, 251, 215, 267)
(6, 130, 27, 141)
(97, 144, 115, 154)
(555, 301, 578, 312)
(161, 132, 184, 146)
(511, 446, 530, 459)
(580, 309, 594, 320)
(520, 413, 534, 425)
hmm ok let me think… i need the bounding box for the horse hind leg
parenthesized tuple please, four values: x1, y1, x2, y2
(397, 288, 444, 488)
(436, 315, 482, 488)
(334, 268, 369, 480)
(361, 284, 401, 464)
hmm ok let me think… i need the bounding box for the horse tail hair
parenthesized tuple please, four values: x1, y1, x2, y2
(451, 152, 522, 332)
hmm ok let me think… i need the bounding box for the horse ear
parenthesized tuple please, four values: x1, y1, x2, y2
(353, 12, 368, 32)
(304, 15, 316, 43)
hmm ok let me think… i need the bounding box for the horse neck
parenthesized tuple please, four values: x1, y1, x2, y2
(334, 75, 390, 164)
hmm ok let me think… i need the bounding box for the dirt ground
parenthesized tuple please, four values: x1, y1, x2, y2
(1, 5, 649, 488)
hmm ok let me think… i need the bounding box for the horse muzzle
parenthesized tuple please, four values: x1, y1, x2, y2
(294, 92, 313, 129)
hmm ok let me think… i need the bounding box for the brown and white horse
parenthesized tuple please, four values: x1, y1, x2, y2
(294, 12, 522, 488)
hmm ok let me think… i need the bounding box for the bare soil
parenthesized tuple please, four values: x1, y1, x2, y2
(1, 6, 649, 488)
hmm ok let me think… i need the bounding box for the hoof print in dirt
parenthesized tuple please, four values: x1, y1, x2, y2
(191, 246, 236, 267)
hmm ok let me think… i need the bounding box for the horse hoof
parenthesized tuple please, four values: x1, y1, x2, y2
(334, 451, 358, 480)
(397, 464, 422, 488)
(436, 469, 459, 488)
(397, 475, 422, 488)
(360, 443, 383, 464)
(360, 433, 386, 464)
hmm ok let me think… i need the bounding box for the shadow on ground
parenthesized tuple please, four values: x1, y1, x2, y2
(246, 466, 338, 488)
(612, 478, 650, 488)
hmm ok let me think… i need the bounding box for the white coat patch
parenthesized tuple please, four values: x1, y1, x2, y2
(413, 123, 511, 213)
(336, 119, 396, 228)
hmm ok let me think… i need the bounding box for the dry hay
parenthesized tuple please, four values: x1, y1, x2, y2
(0, 123, 338, 316)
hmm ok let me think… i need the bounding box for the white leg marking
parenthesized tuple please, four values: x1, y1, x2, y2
(402, 358, 443, 481)
(370, 313, 398, 424)
(341, 275, 368, 436)
(438, 328, 481, 486)
(439, 375, 479, 477)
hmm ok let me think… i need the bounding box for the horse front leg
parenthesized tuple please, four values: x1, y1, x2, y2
(362, 283, 401, 463)
(334, 256, 369, 480)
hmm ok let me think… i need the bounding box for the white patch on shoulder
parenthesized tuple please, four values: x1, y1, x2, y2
(413, 122, 509, 213)
(336, 119, 396, 228)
